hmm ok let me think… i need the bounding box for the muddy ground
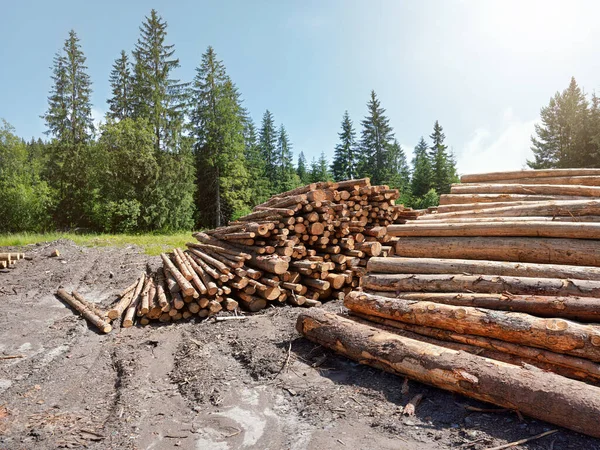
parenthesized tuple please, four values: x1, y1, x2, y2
(0, 240, 599, 450)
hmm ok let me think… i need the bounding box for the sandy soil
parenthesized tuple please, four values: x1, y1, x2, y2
(0, 240, 599, 450)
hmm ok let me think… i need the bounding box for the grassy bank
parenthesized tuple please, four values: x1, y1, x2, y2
(0, 232, 193, 256)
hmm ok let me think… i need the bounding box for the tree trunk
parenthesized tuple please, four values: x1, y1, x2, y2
(393, 236, 600, 266)
(56, 289, 112, 333)
(349, 312, 600, 383)
(439, 193, 590, 205)
(344, 291, 600, 361)
(367, 256, 600, 281)
(361, 273, 600, 298)
(362, 291, 600, 322)
(389, 221, 600, 239)
(421, 199, 600, 220)
(296, 309, 600, 438)
(460, 168, 600, 183)
(450, 183, 600, 197)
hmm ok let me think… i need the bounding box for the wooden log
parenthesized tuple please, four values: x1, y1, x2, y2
(414, 215, 600, 224)
(461, 168, 600, 183)
(172, 248, 193, 281)
(188, 248, 230, 274)
(364, 291, 600, 322)
(367, 256, 600, 281)
(296, 309, 600, 438)
(160, 253, 195, 296)
(344, 291, 600, 361)
(394, 236, 600, 266)
(72, 291, 106, 320)
(57, 289, 112, 333)
(439, 193, 591, 205)
(361, 273, 600, 298)
(389, 221, 600, 239)
(351, 313, 600, 382)
(468, 175, 600, 186)
(420, 199, 600, 220)
(107, 274, 145, 320)
(451, 183, 600, 197)
(237, 292, 268, 311)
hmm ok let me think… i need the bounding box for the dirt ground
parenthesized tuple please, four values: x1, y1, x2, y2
(1, 240, 599, 450)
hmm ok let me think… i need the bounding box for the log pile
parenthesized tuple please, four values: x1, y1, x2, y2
(297, 169, 600, 438)
(0, 252, 25, 270)
(100, 178, 411, 326)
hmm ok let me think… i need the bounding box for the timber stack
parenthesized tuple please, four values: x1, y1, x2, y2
(97, 178, 412, 326)
(298, 169, 600, 439)
(0, 252, 26, 270)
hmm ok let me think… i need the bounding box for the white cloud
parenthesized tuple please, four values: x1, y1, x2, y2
(456, 109, 537, 176)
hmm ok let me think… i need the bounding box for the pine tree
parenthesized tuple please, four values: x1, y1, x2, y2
(331, 110, 358, 181)
(358, 90, 395, 184)
(297, 151, 310, 184)
(385, 139, 411, 192)
(107, 50, 133, 120)
(529, 77, 592, 168)
(275, 124, 297, 191)
(429, 120, 456, 194)
(42, 30, 94, 227)
(259, 110, 277, 191)
(310, 152, 332, 182)
(411, 137, 433, 197)
(43, 29, 94, 144)
(131, 9, 188, 151)
(190, 46, 249, 227)
(244, 119, 270, 206)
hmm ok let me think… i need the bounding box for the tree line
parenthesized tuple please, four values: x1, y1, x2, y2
(0, 9, 459, 233)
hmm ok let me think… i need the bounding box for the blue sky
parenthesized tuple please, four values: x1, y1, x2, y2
(1, 0, 599, 174)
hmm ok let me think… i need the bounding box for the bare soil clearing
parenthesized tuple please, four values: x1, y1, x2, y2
(0, 240, 598, 449)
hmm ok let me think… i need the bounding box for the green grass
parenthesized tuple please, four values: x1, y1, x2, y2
(0, 232, 194, 256)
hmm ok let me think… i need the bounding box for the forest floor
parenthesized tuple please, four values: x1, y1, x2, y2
(0, 239, 599, 450)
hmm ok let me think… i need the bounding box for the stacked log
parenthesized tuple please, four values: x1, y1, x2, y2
(0, 252, 25, 270)
(104, 178, 411, 326)
(296, 169, 600, 438)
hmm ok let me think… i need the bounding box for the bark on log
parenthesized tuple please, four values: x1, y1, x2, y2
(419, 199, 600, 220)
(57, 289, 112, 333)
(468, 176, 600, 186)
(414, 216, 600, 224)
(450, 183, 600, 197)
(367, 257, 600, 281)
(439, 193, 590, 205)
(297, 309, 600, 438)
(388, 221, 600, 239)
(461, 169, 600, 183)
(160, 253, 195, 296)
(344, 291, 600, 361)
(350, 313, 600, 382)
(363, 291, 600, 322)
(394, 236, 600, 266)
(361, 273, 600, 298)
(108, 274, 145, 320)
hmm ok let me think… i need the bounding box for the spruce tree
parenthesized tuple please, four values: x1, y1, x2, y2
(529, 77, 592, 168)
(42, 29, 94, 227)
(297, 151, 310, 184)
(275, 124, 297, 191)
(43, 29, 94, 144)
(259, 110, 277, 190)
(310, 152, 332, 182)
(411, 137, 433, 197)
(107, 50, 133, 120)
(190, 46, 249, 227)
(244, 119, 270, 206)
(429, 120, 456, 194)
(131, 9, 188, 151)
(331, 110, 358, 181)
(385, 139, 411, 192)
(358, 90, 394, 184)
